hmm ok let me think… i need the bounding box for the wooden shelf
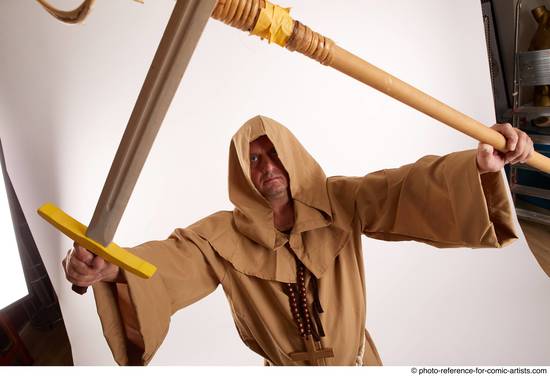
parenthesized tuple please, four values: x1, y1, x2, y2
(511, 184, 550, 200)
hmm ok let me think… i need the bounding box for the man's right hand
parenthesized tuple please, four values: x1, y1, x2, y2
(62, 243, 122, 286)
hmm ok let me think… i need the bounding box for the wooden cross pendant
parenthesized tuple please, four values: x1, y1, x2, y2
(289, 335, 334, 366)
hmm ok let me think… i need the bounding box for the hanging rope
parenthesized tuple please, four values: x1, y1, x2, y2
(34, 0, 144, 24)
(35, 0, 96, 24)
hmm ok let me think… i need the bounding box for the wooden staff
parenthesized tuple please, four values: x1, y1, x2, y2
(210, 0, 550, 174)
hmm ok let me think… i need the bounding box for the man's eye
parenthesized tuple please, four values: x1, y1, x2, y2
(270, 150, 278, 156)
(250, 155, 258, 162)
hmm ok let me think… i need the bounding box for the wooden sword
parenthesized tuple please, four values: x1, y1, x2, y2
(38, 0, 218, 294)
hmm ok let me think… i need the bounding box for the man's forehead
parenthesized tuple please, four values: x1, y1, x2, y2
(249, 135, 274, 151)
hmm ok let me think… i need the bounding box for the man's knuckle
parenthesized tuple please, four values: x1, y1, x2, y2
(74, 263, 88, 275)
(66, 270, 77, 282)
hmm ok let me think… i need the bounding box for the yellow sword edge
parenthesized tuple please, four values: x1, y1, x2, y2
(37, 203, 157, 279)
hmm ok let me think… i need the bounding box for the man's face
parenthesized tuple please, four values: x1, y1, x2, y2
(249, 136, 290, 201)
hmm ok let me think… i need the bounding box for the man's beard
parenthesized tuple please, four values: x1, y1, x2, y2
(261, 179, 288, 200)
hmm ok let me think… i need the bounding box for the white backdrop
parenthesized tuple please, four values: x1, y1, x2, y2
(0, 0, 549, 366)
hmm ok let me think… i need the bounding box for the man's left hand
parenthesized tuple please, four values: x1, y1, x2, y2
(476, 123, 534, 174)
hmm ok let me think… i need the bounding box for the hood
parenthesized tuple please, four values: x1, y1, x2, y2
(229, 115, 333, 250)
(191, 115, 352, 282)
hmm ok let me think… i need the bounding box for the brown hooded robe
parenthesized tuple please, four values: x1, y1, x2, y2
(92, 115, 517, 366)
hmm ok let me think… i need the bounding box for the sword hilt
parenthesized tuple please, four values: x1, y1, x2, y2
(38, 203, 157, 284)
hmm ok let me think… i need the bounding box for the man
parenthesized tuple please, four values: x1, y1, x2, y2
(63, 115, 532, 365)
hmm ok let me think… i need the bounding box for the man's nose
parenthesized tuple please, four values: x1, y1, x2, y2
(262, 158, 276, 173)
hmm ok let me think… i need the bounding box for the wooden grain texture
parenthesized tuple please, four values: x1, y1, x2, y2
(87, 0, 218, 246)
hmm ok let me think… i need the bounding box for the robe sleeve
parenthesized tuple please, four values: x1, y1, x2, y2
(354, 149, 518, 248)
(92, 227, 226, 365)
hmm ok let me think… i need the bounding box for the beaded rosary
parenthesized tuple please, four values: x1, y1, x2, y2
(286, 257, 334, 365)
